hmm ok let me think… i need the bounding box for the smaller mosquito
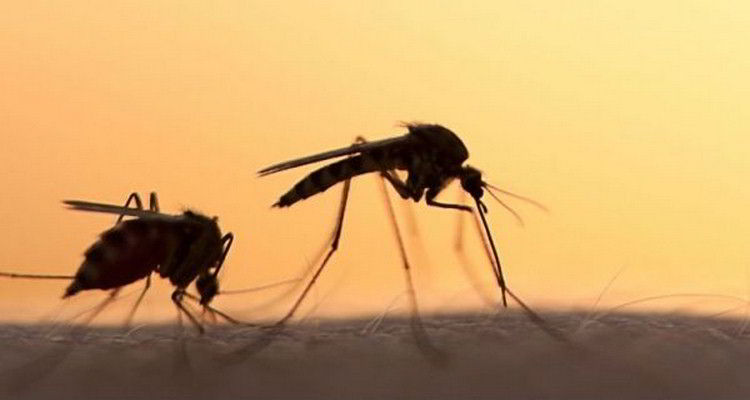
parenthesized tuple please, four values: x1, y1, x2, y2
(0, 192, 242, 332)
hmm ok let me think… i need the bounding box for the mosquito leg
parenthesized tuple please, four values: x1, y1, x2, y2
(174, 304, 184, 334)
(211, 233, 234, 278)
(182, 291, 259, 327)
(2, 288, 122, 392)
(266, 136, 367, 327)
(148, 192, 160, 212)
(171, 301, 194, 376)
(234, 224, 338, 315)
(380, 170, 413, 200)
(426, 197, 473, 212)
(172, 290, 205, 334)
(228, 182, 354, 359)
(378, 175, 447, 364)
(470, 208, 568, 342)
(353, 135, 411, 200)
(123, 274, 152, 328)
(274, 177, 352, 326)
(116, 193, 145, 224)
(452, 188, 496, 308)
(77, 288, 122, 327)
(204, 308, 219, 325)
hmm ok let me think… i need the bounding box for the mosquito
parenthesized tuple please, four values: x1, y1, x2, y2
(0, 192, 245, 333)
(258, 123, 563, 353)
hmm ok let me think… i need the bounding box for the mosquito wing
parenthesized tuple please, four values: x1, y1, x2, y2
(63, 200, 178, 220)
(258, 134, 409, 176)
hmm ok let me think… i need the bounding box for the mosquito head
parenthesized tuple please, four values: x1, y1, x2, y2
(459, 165, 485, 200)
(196, 272, 219, 306)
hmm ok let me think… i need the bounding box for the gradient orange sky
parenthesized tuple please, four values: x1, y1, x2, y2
(1, 1, 748, 322)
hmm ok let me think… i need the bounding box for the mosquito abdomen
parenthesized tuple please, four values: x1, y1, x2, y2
(275, 151, 402, 207)
(64, 219, 167, 297)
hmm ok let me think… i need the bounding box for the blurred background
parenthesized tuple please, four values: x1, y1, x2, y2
(0, 1, 748, 323)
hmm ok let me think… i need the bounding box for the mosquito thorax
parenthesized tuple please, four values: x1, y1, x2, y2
(406, 123, 469, 167)
(182, 210, 222, 241)
(460, 166, 485, 199)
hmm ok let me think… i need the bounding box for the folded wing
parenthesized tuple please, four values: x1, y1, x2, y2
(258, 134, 409, 176)
(63, 200, 177, 220)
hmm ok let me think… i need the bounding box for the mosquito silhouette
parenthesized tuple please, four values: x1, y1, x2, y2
(258, 123, 562, 354)
(0, 192, 249, 332)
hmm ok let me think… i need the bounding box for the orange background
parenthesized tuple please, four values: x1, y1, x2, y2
(1, 1, 748, 323)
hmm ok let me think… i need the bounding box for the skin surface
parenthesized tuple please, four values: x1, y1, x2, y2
(2, 311, 750, 400)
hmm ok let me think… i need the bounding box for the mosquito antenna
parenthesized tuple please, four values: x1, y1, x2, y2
(0, 271, 74, 280)
(218, 278, 302, 295)
(485, 183, 549, 213)
(475, 198, 508, 307)
(485, 188, 525, 226)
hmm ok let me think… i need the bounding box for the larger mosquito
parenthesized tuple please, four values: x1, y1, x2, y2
(0, 192, 243, 332)
(259, 123, 559, 347)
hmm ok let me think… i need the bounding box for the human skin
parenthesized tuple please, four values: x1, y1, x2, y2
(2, 311, 749, 400)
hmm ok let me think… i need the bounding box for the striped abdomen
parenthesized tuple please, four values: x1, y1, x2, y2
(275, 150, 406, 207)
(64, 219, 173, 297)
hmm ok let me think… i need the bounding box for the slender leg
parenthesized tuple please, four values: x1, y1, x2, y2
(204, 308, 219, 324)
(172, 290, 205, 334)
(378, 176, 447, 364)
(231, 229, 335, 315)
(148, 191, 160, 212)
(4, 288, 123, 392)
(123, 274, 151, 328)
(212, 233, 234, 278)
(470, 206, 568, 342)
(77, 288, 122, 326)
(265, 137, 368, 327)
(453, 188, 497, 308)
(274, 178, 352, 326)
(227, 178, 355, 360)
(116, 192, 144, 224)
(171, 301, 194, 376)
(115, 192, 158, 324)
(426, 197, 473, 212)
(182, 291, 259, 327)
(381, 170, 413, 199)
(116, 191, 158, 223)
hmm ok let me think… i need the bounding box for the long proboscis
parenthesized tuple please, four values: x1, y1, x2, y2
(0, 271, 74, 280)
(475, 198, 508, 307)
(470, 206, 569, 342)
